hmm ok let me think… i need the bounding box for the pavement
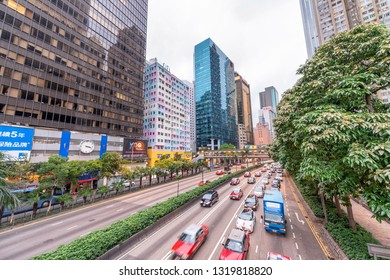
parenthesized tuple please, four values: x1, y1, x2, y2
(342, 199, 390, 246)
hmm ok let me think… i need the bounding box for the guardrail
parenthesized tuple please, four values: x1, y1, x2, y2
(367, 243, 390, 260)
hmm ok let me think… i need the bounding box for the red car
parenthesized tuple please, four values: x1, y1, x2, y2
(244, 172, 251, 177)
(170, 224, 208, 260)
(216, 170, 224, 175)
(229, 188, 243, 200)
(198, 180, 211, 186)
(267, 251, 291, 260)
(219, 229, 250, 260)
(230, 178, 240, 185)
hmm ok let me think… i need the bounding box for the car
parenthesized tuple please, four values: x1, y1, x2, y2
(254, 172, 261, 177)
(169, 224, 209, 260)
(244, 194, 259, 211)
(241, 165, 246, 169)
(236, 208, 256, 233)
(230, 178, 240, 185)
(200, 190, 219, 207)
(272, 179, 281, 187)
(216, 170, 224, 175)
(198, 180, 211, 186)
(247, 176, 256, 184)
(224, 170, 232, 174)
(219, 229, 250, 260)
(244, 172, 251, 177)
(261, 168, 267, 172)
(253, 186, 264, 198)
(261, 178, 269, 185)
(230, 188, 243, 200)
(266, 251, 291, 260)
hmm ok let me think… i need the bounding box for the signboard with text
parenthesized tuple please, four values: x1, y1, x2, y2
(122, 139, 148, 159)
(0, 125, 35, 161)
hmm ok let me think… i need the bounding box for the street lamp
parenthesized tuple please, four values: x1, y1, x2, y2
(176, 174, 182, 197)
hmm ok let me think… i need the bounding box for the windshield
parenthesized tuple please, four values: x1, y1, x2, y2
(254, 187, 262, 192)
(224, 239, 243, 253)
(264, 213, 284, 224)
(203, 194, 212, 199)
(178, 232, 195, 244)
(245, 197, 256, 204)
(238, 210, 253, 221)
(232, 189, 240, 194)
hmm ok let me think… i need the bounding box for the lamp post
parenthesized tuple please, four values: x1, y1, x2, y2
(176, 174, 182, 197)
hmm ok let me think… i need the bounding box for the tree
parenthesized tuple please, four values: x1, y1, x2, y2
(219, 143, 235, 150)
(133, 166, 146, 187)
(272, 24, 390, 224)
(99, 152, 122, 186)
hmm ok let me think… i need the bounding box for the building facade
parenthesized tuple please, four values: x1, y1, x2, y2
(253, 122, 272, 146)
(235, 72, 254, 147)
(300, 0, 390, 59)
(0, 0, 147, 142)
(143, 58, 192, 166)
(183, 80, 196, 153)
(259, 107, 276, 140)
(194, 38, 237, 150)
(259, 86, 279, 115)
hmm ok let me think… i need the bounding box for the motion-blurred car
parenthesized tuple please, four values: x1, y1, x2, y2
(254, 172, 261, 177)
(244, 194, 259, 211)
(216, 170, 224, 175)
(170, 224, 208, 260)
(236, 208, 256, 233)
(266, 251, 291, 260)
(261, 178, 269, 185)
(219, 229, 250, 260)
(198, 180, 211, 186)
(230, 188, 243, 200)
(230, 178, 240, 185)
(200, 190, 219, 207)
(247, 177, 256, 184)
(244, 172, 251, 177)
(253, 186, 264, 198)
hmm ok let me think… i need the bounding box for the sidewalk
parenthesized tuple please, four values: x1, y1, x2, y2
(342, 200, 390, 246)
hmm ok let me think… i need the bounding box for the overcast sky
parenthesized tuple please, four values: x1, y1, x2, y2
(146, 0, 308, 124)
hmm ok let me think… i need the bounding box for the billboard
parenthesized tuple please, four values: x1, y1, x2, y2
(122, 139, 148, 159)
(0, 125, 35, 161)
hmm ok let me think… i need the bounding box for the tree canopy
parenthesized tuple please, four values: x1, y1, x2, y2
(272, 24, 390, 222)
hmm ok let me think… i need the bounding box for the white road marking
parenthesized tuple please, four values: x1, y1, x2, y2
(80, 231, 91, 237)
(66, 225, 78, 231)
(288, 212, 290, 217)
(289, 218, 291, 223)
(105, 205, 114, 208)
(295, 212, 305, 225)
(116, 208, 123, 212)
(295, 242, 299, 249)
(256, 245, 258, 253)
(293, 232, 296, 239)
(291, 224, 294, 230)
(299, 255, 302, 260)
(51, 221, 63, 226)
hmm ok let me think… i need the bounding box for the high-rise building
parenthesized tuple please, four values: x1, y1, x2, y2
(253, 122, 272, 146)
(300, 0, 390, 59)
(235, 72, 254, 148)
(194, 38, 237, 150)
(183, 80, 196, 153)
(259, 107, 276, 140)
(259, 86, 279, 115)
(144, 58, 191, 166)
(0, 0, 147, 138)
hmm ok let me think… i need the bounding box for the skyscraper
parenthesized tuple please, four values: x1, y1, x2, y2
(144, 58, 191, 166)
(0, 0, 147, 138)
(300, 0, 390, 59)
(194, 38, 237, 150)
(259, 86, 279, 115)
(235, 72, 254, 148)
(183, 80, 196, 153)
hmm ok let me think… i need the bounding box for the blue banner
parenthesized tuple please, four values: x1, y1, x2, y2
(100, 135, 108, 158)
(0, 125, 34, 151)
(59, 131, 71, 158)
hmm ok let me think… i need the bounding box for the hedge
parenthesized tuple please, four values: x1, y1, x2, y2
(32, 165, 260, 259)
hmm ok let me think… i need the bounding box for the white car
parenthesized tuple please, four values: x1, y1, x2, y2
(253, 186, 264, 198)
(261, 178, 269, 185)
(236, 208, 256, 233)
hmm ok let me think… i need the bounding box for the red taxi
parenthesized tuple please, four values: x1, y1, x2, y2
(170, 224, 208, 260)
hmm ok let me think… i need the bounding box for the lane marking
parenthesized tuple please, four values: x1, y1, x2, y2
(295, 212, 305, 225)
(116, 208, 123, 212)
(66, 225, 78, 231)
(51, 221, 63, 226)
(293, 232, 296, 239)
(80, 231, 91, 237)
(290, 224, 294, 230)
(256, 245, 258, 253)
(299, 255, 302, 260)
(295, 242, 299, 250)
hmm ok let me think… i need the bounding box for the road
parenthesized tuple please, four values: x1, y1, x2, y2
(0, 165, 327, 260)
(116, 170, 328, 260)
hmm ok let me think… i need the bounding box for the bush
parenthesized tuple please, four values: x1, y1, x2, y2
(32, 165, 259, 259)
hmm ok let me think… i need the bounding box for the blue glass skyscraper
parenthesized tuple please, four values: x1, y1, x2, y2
(194, 38, 237, 150)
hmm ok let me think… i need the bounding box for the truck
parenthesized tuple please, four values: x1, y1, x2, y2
(262, 189, 287, 235)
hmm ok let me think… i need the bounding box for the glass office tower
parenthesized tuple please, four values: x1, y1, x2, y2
(0, 0, 147, 138)
(194, 38, 237, 150)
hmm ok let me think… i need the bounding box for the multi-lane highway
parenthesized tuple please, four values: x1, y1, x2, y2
(116, 169, 328, 260)
(0, 165, 328, 260)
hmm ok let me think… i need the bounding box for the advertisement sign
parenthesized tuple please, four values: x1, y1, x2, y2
(122, 139, 148, 159)
(0, 125, 34, 161)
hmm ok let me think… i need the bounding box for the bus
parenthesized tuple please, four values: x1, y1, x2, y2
(2, 185, 66, 217)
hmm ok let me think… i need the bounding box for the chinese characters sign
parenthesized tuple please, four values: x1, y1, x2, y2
(0, 125, 34, 161)
(122, 139, 148, 159)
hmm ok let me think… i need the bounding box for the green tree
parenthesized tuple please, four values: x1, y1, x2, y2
(56, 193, 72, 211)
(219, 143, 235, 150)
(100, 152, 122, 186)
(272, 24, 390, 224)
